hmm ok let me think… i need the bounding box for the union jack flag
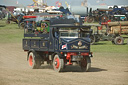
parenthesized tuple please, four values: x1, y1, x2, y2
(62, 44, 67, 49)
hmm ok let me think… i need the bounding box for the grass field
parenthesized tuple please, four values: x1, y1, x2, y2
(0, 19, 128, 53)
(0, 19, 24, 43)
(91, 41, 128, 53)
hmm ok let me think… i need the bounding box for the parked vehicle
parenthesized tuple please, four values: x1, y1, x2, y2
(0, 5, 6, 20)
(90, 21, 128, 45)
(86, 5, 128, 23)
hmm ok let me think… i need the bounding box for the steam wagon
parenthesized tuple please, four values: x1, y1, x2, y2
(22, 17, 93, 72)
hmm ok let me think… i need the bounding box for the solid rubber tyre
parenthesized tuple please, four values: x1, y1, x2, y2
(113, 5, 118, 8)
(80, 57, 91, 72)
(114, 36, 124, 45)
(53, 54, 64, 72)
(90, 35, 96, 45)
(19, 22, 25, 29)
(28, 51, 41, 69)
(87, 16, 94, 23)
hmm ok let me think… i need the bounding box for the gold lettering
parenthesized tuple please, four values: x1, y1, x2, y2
(43, 43, 45, 46)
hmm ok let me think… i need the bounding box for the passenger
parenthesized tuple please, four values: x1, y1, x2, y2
(26, 21, 34, 33)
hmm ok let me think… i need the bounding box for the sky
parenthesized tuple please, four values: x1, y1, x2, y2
(0, 0, 128, 7)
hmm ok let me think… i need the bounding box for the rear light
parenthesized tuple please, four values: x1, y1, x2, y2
(60, 52, 63, 54)
(89, 52, 93, 57)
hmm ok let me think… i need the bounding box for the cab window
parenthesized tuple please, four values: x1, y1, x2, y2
(59, 28, 78, 38)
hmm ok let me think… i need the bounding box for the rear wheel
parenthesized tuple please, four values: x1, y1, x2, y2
(113, 5, 118, 8)
(53, 54, 64, 72)
(95, 35, 100, 42)
(90, 35, 96, 45)
(19, 22, 25, 29)
(101, 15, 108, 22)
(28, 51, 41, 69)
(87, 16, 94, 23)
(80, 57, 91, 72)
(114, 36, 124, 45)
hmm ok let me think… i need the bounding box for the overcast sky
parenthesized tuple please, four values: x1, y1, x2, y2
(0, 0, 128, 7)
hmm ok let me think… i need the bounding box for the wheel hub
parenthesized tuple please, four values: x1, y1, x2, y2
(29, 55, 33, 66)
(81, 58, 87, 67)
(118, 39, 122, 43)
(55, 61, 57, 66)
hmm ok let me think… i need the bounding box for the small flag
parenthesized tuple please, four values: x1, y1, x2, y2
(62, 44, 67, 49)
